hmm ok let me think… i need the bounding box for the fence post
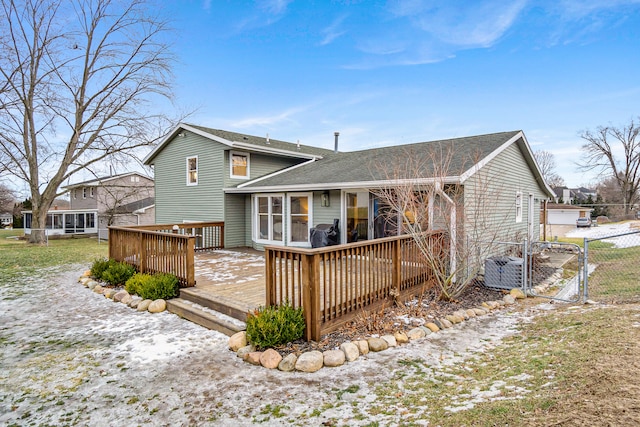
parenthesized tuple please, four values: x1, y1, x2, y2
(583, 237, 589, 302)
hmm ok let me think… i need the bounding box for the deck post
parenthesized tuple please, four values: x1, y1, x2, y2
(392, 237, 402, 295)
(186, 236, 195, 286)
(301, 253, 320, 341)
(265, 248, 274, 306)
(309, 253, 321, 342)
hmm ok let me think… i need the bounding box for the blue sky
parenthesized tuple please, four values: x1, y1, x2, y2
(163, 0, 640, 187)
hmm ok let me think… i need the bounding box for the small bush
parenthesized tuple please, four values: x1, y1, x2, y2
(246, 302, 305, 349)
(101, 262, 136, 286)
(90, 258, 117, 280)
(124, 273, 152, 295)
(126, 272, 179, 300)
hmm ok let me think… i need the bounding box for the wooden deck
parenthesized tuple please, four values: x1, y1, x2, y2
(179, 248, 267, 321)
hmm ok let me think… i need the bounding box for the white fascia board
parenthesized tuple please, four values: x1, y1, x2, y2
(236, 159, 318, 189)
(230, 141, 323, 160)
(62, 172, 146, 190)
(225, 176, 461, 194)
(133, 204, 155, 214)
(459, 131, 524, 183)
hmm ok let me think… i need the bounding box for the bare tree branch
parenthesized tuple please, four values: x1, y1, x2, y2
(578, 118, 640, 215)
(0, 0, 179, 243)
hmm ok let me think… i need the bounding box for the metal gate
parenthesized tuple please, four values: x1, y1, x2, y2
(525, 241, 584, 303)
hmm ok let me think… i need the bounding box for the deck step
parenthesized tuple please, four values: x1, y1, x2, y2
(167, 298, 245, 336)
(179, 287, 252, 322)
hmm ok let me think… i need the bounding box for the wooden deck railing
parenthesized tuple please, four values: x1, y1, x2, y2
(108, 222, 224, 287)
(265, 231, 447, 341)
(122, 221, 224, 252)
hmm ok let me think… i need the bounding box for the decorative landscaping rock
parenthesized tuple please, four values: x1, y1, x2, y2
(510, 288, 526, 299)
(79, 277, 90, 286)
(87, 280, 98, 290)
(229, 331, 247, 351)
(137, 299, 152, 312)
(367, 337, 388, 352)
(382, 335, 397, 348)
(445, 314, 463, 324)
(503, 294, 516, 305)
(354, 340, 369, 355)
(295, 351, 323, 373)
(120, 294, 133, 305)
(394, 331, 409, 344)
(323, 349, 345, 367)
(454, 310, 469, 320)
(83, 270, 92, 277)
(425, 322, 440, 333)
(407, 327, 426, 340)
(439, 318, 453, 329)
(260, 348, 282, 369)
(418, 326, 432, 336)
(236, 344, 255, 359)
(474, 307, 488, 316)
(340, 342, 360, 362)
(93, 284, 104, 294)
(113, 290, 129, 303)
(278, 353, 297, 372)
(465, 309, 477, 318)
(243, 351, 262, 366)
(148, 299, 167, 313)
(129, 297, 142, 308)
(103, 288, 117, 299)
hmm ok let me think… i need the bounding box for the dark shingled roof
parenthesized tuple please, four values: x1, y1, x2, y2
(186, 124, 335, 158)
(238, 130, 521, 189)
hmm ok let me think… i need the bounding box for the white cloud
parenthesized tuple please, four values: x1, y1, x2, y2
(319, 15, 348, 46)
(234, 0, 293, 32)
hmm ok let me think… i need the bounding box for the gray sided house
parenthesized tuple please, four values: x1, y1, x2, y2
(144, 124, 555, 250)
(23, 172, 154, 236)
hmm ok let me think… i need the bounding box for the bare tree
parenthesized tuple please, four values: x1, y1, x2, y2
(534, 150, 565, 187)
(0, 0, 177, 243)
(579, 118, 640, 215)
(97, 180, 154, 226)
(0, 182, 15, 212)
(371, 146, 518, 301)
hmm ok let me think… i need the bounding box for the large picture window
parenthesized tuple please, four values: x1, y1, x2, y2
(186, 156, 198, 186)
(255, 195, 283, 243)
(230, 151, 249, 179)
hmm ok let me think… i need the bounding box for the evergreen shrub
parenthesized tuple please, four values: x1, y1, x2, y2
(246, 302, 305, 349)
(90, 258, 117, 280)
(125, 272, 179, 300)
(101, 262, 136, 286)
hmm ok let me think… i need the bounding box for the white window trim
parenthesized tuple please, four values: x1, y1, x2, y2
(515, 191, 523, 223)
(253, 194, 285, 245)
(186, 155, 198, 186)
(89, 187, 94, 197)
(230, 151, 250, 180)
(287, 192, 313, 247)
(82, 187, 87, 199)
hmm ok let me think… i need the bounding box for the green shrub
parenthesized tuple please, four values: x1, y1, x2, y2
(246, 302, 305, 349)
(101, 261, 136, 286)
(90, 258, 117, 280)
(124, 273, 152, 295)
(126, 272, 179, 300)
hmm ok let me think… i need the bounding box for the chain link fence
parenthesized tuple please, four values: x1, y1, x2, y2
(584, 229, 640, 303)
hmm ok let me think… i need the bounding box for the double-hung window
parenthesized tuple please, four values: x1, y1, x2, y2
(255, 195, 283, 243)
(230, 151, 249, 179)
(288, 193, 311, 246)
(186, 156, 198, 185)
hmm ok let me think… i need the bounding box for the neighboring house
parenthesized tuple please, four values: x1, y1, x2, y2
(542, 203, 593, 225)
(0, 212, 12, 228)
(553, 186, 597, 204)
(144, 123, 555, 250)
(23, 172, 154, 236)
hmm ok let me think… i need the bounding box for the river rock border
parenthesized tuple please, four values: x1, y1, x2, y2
(77, 271, 168, 313)
(228, 288, 527, 373)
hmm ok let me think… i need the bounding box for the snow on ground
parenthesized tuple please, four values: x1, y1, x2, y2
(1, 265, 541, 426)
(566, 221, 640, 248)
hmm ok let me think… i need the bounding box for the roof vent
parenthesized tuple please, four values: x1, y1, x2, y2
(296, 139, 300, 150)
(266, 133, 270, 144)
(243, 136, 248, 140)
(334, 131, 340, 153)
